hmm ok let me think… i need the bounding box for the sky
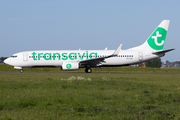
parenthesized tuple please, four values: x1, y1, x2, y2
(0, 0, 179, 62)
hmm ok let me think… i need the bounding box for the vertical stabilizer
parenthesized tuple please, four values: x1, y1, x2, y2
(128, 20, 170, 51)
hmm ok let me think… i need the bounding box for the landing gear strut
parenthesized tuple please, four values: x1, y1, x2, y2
(20, 69, 23, 73)
(85, 68, 92, 73)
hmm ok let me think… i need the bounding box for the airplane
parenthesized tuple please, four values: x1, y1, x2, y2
(4, 20, 174, 73)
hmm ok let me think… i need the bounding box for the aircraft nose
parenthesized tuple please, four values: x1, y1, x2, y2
(4, 58, 11, 65)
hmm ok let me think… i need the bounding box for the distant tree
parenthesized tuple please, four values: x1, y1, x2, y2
(138, 63, 143, 67)
(138, 62, 145, 67)
(0, 57, 7, 61)
(145, 58, 161, 68)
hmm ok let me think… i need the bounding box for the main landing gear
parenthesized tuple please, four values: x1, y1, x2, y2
(85, 68, 92, 73)
(20, 69, 23, 73)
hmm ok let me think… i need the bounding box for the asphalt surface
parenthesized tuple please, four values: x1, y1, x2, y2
(0, 72, 180, 74)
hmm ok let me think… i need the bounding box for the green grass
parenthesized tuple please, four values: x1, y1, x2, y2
(0, 74, 180, 119)
(1, 64, 180, 73)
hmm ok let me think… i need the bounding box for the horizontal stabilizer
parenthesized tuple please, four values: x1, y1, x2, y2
(152, 49, 175, 54)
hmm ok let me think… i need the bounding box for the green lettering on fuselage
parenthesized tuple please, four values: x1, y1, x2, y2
(38, 53, 43, 60)
(86, 51, 88, 59)
(90, 53, 97, 59)
(69, 53, 77, 60)
(32, 52, 37, 60)
(78, 53, 85, 60)
(44, 53, 52, 60)
(62, 53, 68, 60)
(31, 51, 97, 61)
(53, 53, 60, 60)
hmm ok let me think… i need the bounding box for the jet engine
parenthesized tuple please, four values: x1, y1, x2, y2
(61, 62, 79, 70)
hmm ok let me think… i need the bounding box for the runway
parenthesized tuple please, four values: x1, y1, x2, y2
(0, 72, 180, 74)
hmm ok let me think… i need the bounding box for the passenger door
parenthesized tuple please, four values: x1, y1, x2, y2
(138, 52, 143, 61)
(23, 53, 28, 61)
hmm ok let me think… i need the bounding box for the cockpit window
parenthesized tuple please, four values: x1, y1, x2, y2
(11, 55, 17, 58)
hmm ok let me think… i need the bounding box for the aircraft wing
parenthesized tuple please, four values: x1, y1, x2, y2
(79, 44, 122, 65)
(152, 48, 175, 55)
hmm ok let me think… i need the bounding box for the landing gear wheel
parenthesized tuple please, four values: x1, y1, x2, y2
(20, 69, 23, 73)
(85, 68, 92, 73)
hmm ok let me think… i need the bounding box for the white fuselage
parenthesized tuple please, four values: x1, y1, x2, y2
(4, 50, 161, 69)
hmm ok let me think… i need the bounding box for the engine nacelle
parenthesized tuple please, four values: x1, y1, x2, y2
(61, 62, 79, 70)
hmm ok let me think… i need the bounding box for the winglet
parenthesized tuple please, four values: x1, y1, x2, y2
(112, 44, 122, 56)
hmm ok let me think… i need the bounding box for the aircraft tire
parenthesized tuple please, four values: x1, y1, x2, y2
(85, 68, 92, 73)
(20, 69, 23, 73)
(88, 68, 92, 73)
(87, 68, 92, 73)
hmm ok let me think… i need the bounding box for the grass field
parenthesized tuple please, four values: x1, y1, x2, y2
(0, 74, 180, 120)
(1, 64, 180, 73)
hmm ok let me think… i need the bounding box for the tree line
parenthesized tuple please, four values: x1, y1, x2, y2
(0, 57, 7, 61)
(145, 58, 162, 68)
(138, 58, 162, 68)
